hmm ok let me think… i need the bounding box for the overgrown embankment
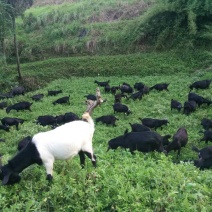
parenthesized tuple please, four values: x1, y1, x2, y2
(1, 50, 211, 91)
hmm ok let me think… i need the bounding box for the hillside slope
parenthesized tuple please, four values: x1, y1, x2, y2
(10, 0, 154, 63)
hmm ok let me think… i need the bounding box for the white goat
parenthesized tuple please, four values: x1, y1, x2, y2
(0, 88, 103, 185)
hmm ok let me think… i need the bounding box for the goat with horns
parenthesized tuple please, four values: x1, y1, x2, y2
(0, 88, 104, 185)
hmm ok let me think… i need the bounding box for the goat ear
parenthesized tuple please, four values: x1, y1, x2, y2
(2, 172, 12, 185)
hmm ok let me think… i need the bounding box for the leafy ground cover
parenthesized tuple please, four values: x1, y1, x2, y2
(0, 71, 211, 211)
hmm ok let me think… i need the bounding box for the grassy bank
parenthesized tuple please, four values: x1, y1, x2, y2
(1, 50, 211, 92)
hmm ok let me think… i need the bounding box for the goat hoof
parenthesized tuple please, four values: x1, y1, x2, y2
(46, 174, 53, 181)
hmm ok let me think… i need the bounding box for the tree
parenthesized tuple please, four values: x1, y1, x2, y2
(0, 0, 12, 65)
(4, 0, 33, 80)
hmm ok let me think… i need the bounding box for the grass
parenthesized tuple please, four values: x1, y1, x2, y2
(1, 50, 211, 92)
(0, 71, 211, 211)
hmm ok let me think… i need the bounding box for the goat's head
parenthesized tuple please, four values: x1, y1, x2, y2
(83, 88, 104, 116)
(0, 157, 21, 185)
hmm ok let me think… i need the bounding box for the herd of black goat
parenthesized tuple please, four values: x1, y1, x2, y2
(0, 79, 212, 174)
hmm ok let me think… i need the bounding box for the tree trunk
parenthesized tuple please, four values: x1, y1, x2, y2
(12, 15, 22, 80)
(0, 38, 7, 66)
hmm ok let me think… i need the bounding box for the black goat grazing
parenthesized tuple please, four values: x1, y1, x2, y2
(199, 130, 212, 144)
(17, 136, 32, 151)
(0, 102, 7, 109)
(10, 86, 25, 96)
(84, 94, 97, 101)
(129, 123, 151, 132)
(140, 118, 169, 130)
(63, 112, 80, 123)
(47, 90, 62, 96)
(0, 92, 13, 99)
(201, 118, 212, 130)
(171, 99, 182, 112)
(1, 117, 25, 130)
(110, 86, 119, 95)
(166, 127, 188, 158)
(104, 84, 111, 93)
(183, 100, 197, 115)
(6, 102, 33, 113)
(189, 79, 211, 91)
(94, 80, 110, 87)
(36, 115, 57, 128)
(107, 131, 169, 154)
(114, 93, 127, 103)
(188, 92, 212, 107)
(31, 94, 44, 101)
(134, 82, 145, 91)
(141, 85, 150, 95)
(120, 84, 133, 94)
(192, 146, 212, 170)
(55, 112, 80, 125)
(128, 91, 143, 101)
(96, 115, 119, 127)
(0, 125, 10, 132)
(113, 103, 132, 116)
(53, 95, 70, 105)
(150, 83, 169, 91)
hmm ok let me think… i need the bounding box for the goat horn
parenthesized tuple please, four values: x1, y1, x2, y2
(85, 87, 104, 115)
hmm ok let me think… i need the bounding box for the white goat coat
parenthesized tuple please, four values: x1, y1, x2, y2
(32, 118, 95, 175)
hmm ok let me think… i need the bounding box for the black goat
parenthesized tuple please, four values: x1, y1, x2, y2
(120, 84, 133, 94)
(53, 95, 70, 105)
(10, 86, 25, 96)
(201, 118, 212, 130)
(1, 117, 25, 130)
(134, 82, 145, 91)
(140, 118, 169, 130)
(113, 103, 132, 116)
(17, 136, 32, 151)
(166, 127, 188, 158)
(150, 83, 169, 91)
(104, 84, 111, 93)
(96, 115, 119, 127)
(171, 99, 182, 112)
(0, 125, 10, 132)
(128, 91, 143, 101)
(188, 92, 212, 107)
(0, 102, 7, 109)
(129, 123, 151, 132)
(141, 86, 150, 95)
(31, 94, 44, 101)
(55, 112, 79, 125)
(94, 80, 110, 87)
(189, 79, 211, 91)
(36, 115, 57, 128)
(107, 131, 168, 154)
(192, 146, 212, 170)
(84, 94, 97, 101)
(6, 102, 33, 113)
(47, 90, 62, 96)
(199, 130, 212, 144)
(114, 93, 127, 103)
(110, 86, 119, 95)
(183, 100, 197, 115)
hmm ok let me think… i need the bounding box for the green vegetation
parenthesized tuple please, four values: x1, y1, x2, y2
(0, 72, 212, 211)
(0, 0, 211, 210)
